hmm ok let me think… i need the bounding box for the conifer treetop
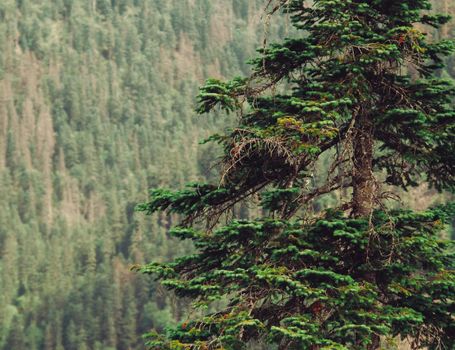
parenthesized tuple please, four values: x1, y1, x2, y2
(192, 0, 455, 222)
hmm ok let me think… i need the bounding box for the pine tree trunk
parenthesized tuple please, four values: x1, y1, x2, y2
(352, 113, 380, 350)
(352, 113, 375, 218)
(368, 335, 381, 350)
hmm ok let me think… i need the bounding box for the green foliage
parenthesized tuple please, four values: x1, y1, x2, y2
(137, 208, 454, 349)
(136, 184, 236, 218)
(197, 78, 248, 114)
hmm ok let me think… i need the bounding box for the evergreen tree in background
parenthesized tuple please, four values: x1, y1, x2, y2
(137, 0, 455, 349)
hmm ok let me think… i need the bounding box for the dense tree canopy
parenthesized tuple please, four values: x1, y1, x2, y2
(0, 1, 277, 349)
(137, 1, 455, 349)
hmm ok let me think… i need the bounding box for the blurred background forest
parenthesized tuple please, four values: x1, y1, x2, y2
(0, 1, 453, 350)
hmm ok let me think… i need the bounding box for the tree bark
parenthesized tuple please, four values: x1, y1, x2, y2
(351, 113, 375, 218)
(352, 113, 379, 350)
(368, 335, 381, 350)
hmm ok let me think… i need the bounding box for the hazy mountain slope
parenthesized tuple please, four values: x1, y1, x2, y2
(0, 1, 280, 349)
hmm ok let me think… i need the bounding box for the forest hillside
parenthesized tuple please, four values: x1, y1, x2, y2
(0, 1, 453, 350)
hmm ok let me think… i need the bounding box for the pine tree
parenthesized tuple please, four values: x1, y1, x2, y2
(139, 0, 455, 349)
(4, 315, 26, 350)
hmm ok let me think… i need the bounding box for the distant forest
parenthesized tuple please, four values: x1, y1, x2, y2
(0, 1, 453, 350)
